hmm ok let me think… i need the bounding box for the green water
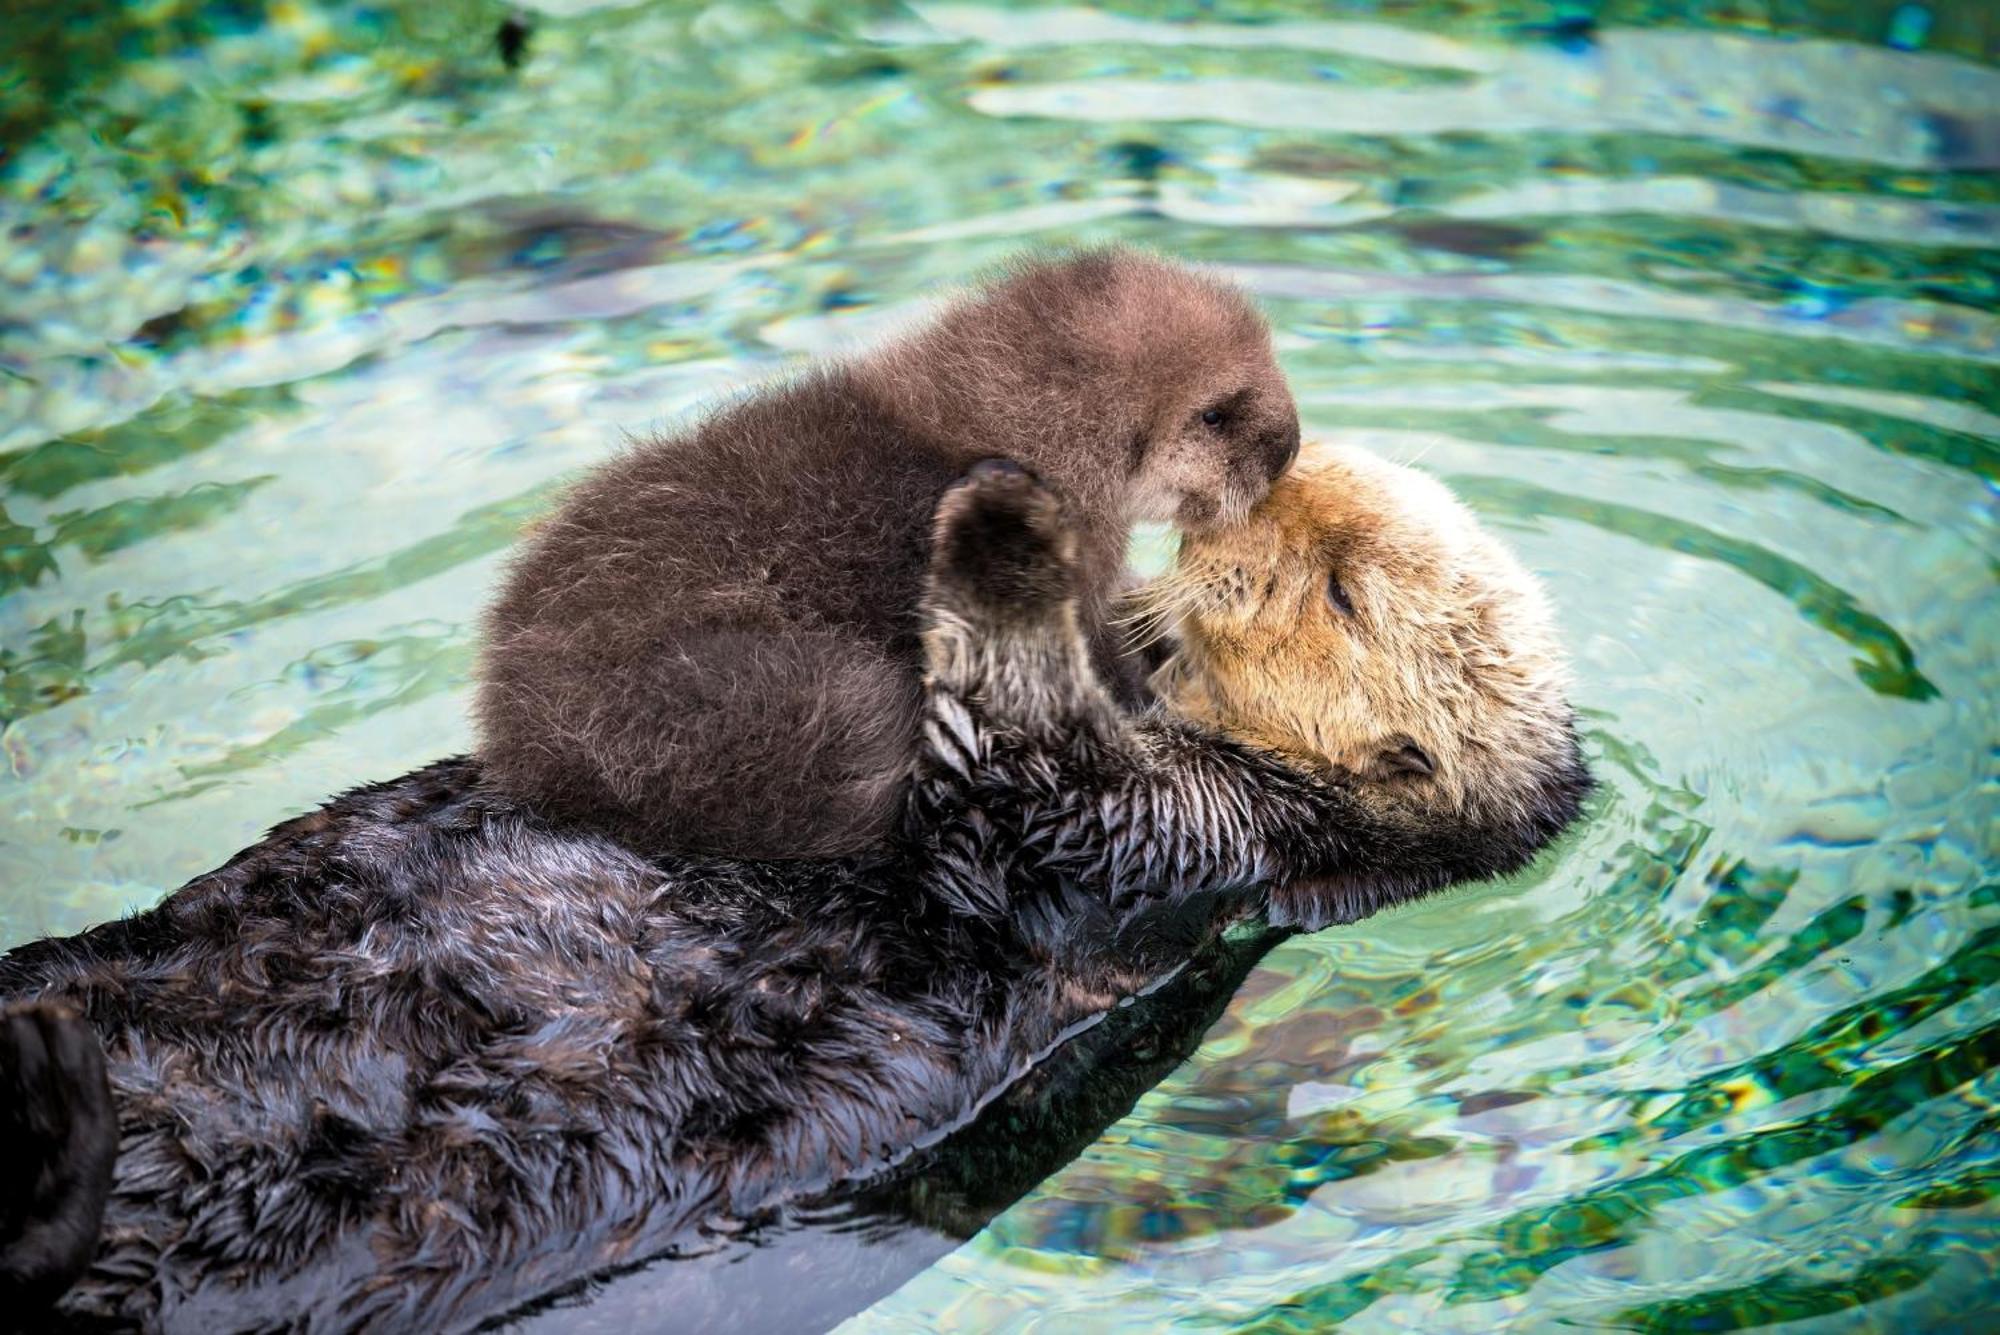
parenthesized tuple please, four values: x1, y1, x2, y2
(2, 1, 1996, 1330)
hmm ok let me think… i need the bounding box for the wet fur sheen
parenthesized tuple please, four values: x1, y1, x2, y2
(1, 465, 1587, 1332)
(476, 248, 1300, 860)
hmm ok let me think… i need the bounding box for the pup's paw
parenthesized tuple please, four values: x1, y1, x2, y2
(0, 1002, 116, 1306)
(930, 459, 1078, 615)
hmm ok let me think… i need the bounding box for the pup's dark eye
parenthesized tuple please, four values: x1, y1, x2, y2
(1200, 407, 1225, 426)
(1326, 572, 1355, 616)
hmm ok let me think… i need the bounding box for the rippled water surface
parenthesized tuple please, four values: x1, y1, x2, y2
(4, 1, 1997, 1329)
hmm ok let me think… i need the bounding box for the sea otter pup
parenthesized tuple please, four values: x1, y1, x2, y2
(475, 248, 1300, 860)
(0, 456, 1587, 1330)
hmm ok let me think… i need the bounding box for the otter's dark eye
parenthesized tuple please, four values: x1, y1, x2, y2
(1326, 572, 1355, 617)
(1200, 407, 1225, 426)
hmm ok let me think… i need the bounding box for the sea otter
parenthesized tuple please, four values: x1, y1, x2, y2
(475, 247, 1300, 861)
(0, 453, 1589, 1331)
(1140, 443, 1583, 924)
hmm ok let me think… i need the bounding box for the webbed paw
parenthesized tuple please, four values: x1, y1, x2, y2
(929, 459, 1079, 618)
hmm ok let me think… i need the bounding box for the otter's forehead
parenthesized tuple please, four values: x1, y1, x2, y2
(1304, 444, 1463, 520)
(1275, 443, 1472, 557)
(1001, 250, 1266, 341)
(1104, 276, 1273, 367)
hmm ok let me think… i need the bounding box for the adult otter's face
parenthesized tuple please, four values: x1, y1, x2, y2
(1150, 443, 1581, 828)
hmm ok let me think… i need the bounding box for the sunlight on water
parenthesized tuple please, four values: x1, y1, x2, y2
(2, 1, 1995, 1329)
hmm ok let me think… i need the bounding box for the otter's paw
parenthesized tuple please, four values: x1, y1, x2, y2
(929, 459, 1078, 616)
(0, 1002, 116, 1307)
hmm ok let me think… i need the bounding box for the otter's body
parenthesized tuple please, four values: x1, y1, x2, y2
(2, 757, 1208, 1332)
(476, 250, 1299, 859)
(2, 460, 1589, 1331)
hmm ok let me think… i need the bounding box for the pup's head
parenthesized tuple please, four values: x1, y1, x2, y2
(1148, 443, 1590, 878)
(897, 248, 1299, 532)
(1057, 250, 1300, 533)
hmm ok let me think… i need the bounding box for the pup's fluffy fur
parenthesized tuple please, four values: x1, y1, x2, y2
(476, 248, 1300, 860)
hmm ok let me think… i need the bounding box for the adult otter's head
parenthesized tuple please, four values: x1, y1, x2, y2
(867, 247, 1300, 533)
(1149, 443, 1592, 893)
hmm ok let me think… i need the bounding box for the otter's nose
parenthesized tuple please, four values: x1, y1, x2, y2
(1263, 418, 1301, 481)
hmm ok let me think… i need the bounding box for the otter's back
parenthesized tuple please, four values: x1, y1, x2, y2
(476, 368, 964, 858)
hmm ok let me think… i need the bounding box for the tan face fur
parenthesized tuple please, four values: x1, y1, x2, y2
(1148, 443, 1577, 828)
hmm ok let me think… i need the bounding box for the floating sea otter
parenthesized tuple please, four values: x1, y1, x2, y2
(1, 449, 1589, 1330)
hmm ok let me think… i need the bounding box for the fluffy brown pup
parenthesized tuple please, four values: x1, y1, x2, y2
(476, 248, 1300, 859)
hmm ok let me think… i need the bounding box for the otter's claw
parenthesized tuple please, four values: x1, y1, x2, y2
(930, 459, 1078, 616)
(966, 458, 1030, 484)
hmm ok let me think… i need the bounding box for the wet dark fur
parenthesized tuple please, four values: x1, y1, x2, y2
(506, 922, 1291, 1333)
(0, 1003, 116, 1309)
(476, 248, 1300, 860)
(1, 467, 1588, 1332)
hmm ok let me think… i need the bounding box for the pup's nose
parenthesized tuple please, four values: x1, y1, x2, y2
(1264, 418, 1301, 481)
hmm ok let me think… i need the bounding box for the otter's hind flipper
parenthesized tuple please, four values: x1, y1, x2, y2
(0, 1001, 115, 1308)
(921, 459, 1118, 743)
